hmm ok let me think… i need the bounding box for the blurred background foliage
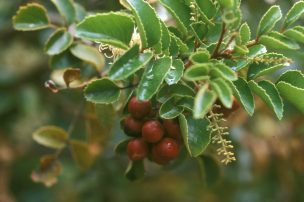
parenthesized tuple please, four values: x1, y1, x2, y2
(0, 0, 304, 202)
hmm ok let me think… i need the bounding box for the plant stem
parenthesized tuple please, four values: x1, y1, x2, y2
(212, 23, 226, 58)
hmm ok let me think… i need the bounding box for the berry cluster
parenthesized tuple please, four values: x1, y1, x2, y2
(122, 97, 181, 165)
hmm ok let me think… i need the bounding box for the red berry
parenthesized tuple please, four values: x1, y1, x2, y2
(154, 138, 180, 160)
(142, 120, 164, 143)
(128, 97, 152, 119)
(123, 115, 143, 136)
(163, 119, 181, 141)
(127, 138, 148, 161)
(151, 146, 170, 165)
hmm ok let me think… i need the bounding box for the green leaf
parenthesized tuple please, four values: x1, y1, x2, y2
(276, 70, 304, 112)
(165, 59, 184, 85)
(109, 45, 153, 80)
(51, 0, 76, 25)
(114, 139, 130, 155)
(76, 12, 134, 49)
(210, 63, 237, 81)
(234, 44, 267, 71)
(70, 140, 94, 170)
(190, 22, 208, 44)
(199, 155, 221, 186)
(211, 78, 233, 108)
(247, 53, 290, 79)
(137, 57, 172, 101)
(193, 85, 217, 119)
(74, 2, 86, 22)
(13, 3, 49, 31)
(125, 160, 145, 181)
(178, 114, 211, 157)
(257, 5, 282, 36)
(168, 34, 179, 56)
(283, 1, 304, 29)
(157, 83, 195, 103)
(218, 0, 234, 9)
(126, 0, 161, 48)
(238, 23, 251, 45)
(284, 26, 304, 44)
(70, 43, 105, 72)
(190, 50, 210, 64)
(248, 80, 284, 120)
(84, 79, 121, 104)
(159, 97, 184, 119)
(195, 0, 216, 26)
(170, 33, 189, 53)
(154, 21, 171, 53)
(159, 0, 191, 35)
(229, 78, 255, 116)
(33, 126, 68, 149)
(49, 50, 82, 69)
(260, 31, 300, 50)
(184, 63, 210, 81)
(44, 29, 73, 55)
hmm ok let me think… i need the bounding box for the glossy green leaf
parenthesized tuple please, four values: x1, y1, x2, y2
(70, 140, 94, 170)
(178, 114, 211, 157)
(170, 33, 188, 53)
(70, 44, 105, 72)
(126, 0, 161, 48)
(210, 63, 237, 81)
(283, 1, 304, 29)
(125, 160, 145, 181)
(137, 57, 172, 101)
(114, 139, 130, 155)
(165, 59, 184, 85)
(193, 85, 217, 119)
(190, 50, 210, 64)
(229, 78, 255, 116)
(247, 53, 290, 79)
(76, 12, 134, 49)
(84, 79, 121, 104)
(51, 0, 76, 25)
(159, 97, 184, 119)
(234, 44, 267, 71)
(260, 31, 300, 50)
(211, 78, 233, 108)
(44, 29, 73, 55)
(13, 3, 49, 31)
(109, 45, 153, 80)
(195, 0, 216, 26)
(248, 80, 284, 120)
(284, 26, 304, 43)
(184, 63, 210, 81)
(159, 0, 191, 35)
(257, 5, 282, 36)
(157, 83, 195, 103)
(168, 34, 179, 56)
(33, 126, 68, 149)
(276, 70, 304, 112)
(199, 155, 221, 186)
(154, 21, 171, 53)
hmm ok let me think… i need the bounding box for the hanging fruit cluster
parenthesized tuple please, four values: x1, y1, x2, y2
(122, 97, 181, 165)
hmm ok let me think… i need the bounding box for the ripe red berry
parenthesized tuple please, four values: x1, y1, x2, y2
(122, 115, 143, 136)
(142, 120, 164, 143)
(128, 97, 152, 119)
(151, 146, 170, 165)
(163, 119, 181, 141)
(153, 138, 180, 160)
(127, 138, 148, 161)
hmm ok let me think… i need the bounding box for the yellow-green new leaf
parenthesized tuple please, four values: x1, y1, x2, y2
(33, 126, 68, 149)
(70, 44, 105, 72)
(70, 140, 94, 170)
(13, 3, 50, 31)
(211, 78, 233, 108)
